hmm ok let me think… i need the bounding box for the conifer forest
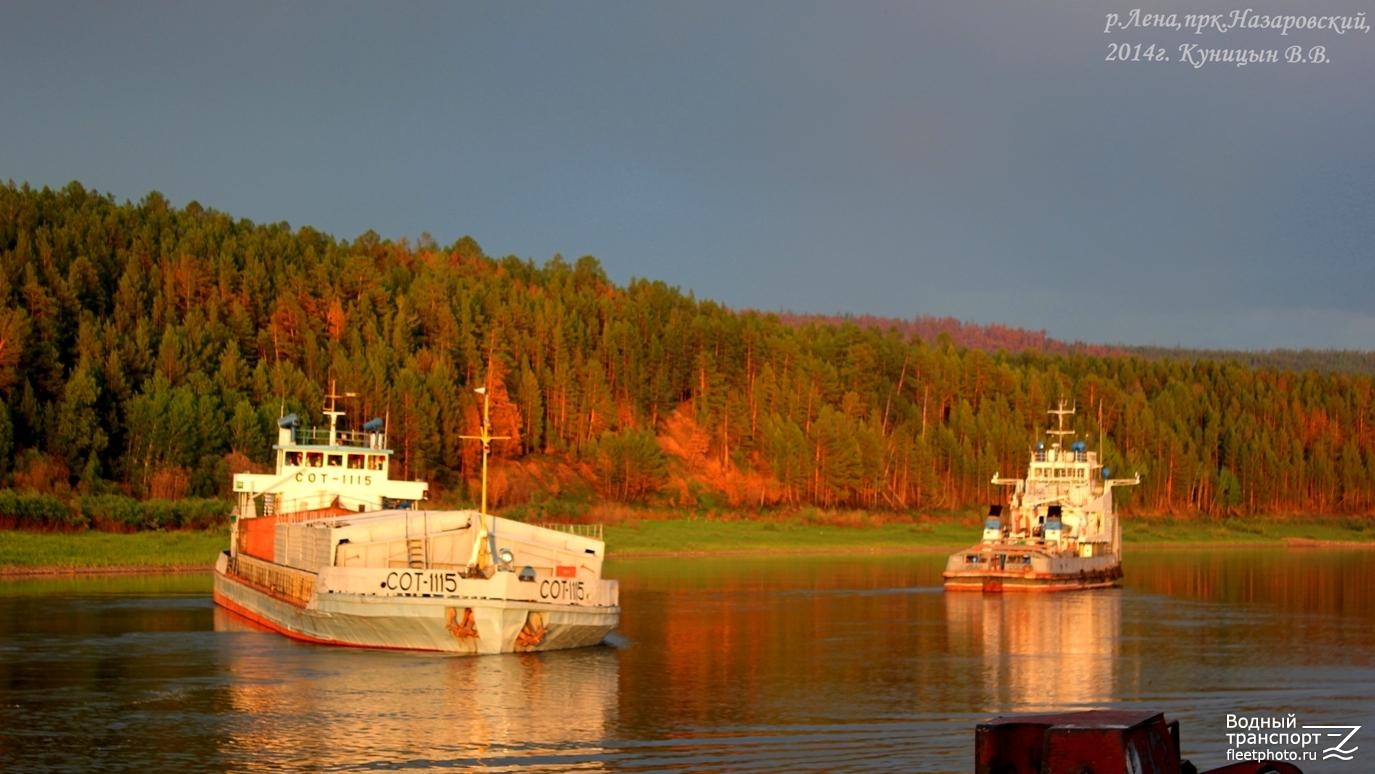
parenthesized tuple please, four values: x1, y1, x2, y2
(2, 181, 1373, 520)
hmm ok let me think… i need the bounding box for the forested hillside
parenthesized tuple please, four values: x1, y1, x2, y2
(781, 313, 1375, 375)
(2, 181, 1373, 517)
(774, 312, 1124, 358)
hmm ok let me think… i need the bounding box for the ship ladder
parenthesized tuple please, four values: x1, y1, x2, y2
(406, 538, 426, 569)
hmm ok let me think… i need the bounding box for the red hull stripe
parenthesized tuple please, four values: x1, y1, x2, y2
(943, 582, 1118, 593)
(214, 575, 444, 653)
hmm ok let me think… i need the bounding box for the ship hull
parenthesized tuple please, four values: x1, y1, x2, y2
(213, 553, 618, 654)
(941, 567, 1121, 592)
(942, 547, 1121, 593)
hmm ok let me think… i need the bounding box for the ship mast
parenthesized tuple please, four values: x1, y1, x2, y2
(322, 378, 358, 446)
(460, 383, 509, 570)
(1046, 400, 1075, 447)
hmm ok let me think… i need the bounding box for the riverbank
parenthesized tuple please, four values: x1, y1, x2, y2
(0, 529, 228, 576)
(2, 515, 1372, 576)
(1122, 515, 1375, 545)
(605, 514, 1375, 556)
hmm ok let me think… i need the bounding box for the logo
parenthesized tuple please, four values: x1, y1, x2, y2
(1306, 725, 1361, 761)
(1226, 714, 1361, 764)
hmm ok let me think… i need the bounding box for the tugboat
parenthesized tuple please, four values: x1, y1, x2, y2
(212, 383, 620, 653)
(943, 403, 1139, 592)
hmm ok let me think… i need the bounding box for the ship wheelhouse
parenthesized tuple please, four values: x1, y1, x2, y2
(231, 392, 428, 520)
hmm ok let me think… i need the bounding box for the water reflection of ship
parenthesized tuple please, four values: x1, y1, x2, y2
(213, 607, 619, 769)
(945, 591, 1121, 712)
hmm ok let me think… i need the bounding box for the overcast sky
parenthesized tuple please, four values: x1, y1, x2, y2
(4, 1, 1373, 350)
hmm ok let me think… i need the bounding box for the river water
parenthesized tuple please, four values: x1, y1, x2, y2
(1, 549, 1372, 772)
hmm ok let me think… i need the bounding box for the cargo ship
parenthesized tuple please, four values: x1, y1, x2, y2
(212, 385, 620, 653)
(943, 403, 1139, 592)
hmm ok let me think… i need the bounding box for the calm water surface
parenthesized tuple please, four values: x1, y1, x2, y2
(1, 549, 1372, 772)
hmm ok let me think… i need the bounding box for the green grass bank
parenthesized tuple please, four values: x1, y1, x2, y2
(0, 529, 228, 573)
(1124, 515, 1375, 545)
(603, 517, 974, 555)
(2, 515, 1372, 575)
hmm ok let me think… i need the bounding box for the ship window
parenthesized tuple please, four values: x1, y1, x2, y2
(306, 452, 323, 467)
(285, 451, 302, 466)
(368, 455, 385, 471)
(347, 454, 364, 469)
(327, 454, 343, 467)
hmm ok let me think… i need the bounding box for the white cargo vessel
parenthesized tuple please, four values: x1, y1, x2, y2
(212, 386, 619, 653)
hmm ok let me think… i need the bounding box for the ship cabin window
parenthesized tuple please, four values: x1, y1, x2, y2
(346, 454, 364, 469)
(368, 455, 385, 471)
(306, 452, 324, 467)
(285, 451, 302, 466)
(327, 454, 343, 467)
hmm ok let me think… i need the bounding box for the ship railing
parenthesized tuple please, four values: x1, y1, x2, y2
(230, 553, 316, 606)
(276, 507, 346, 524)
(292, 428, 387, 449)
(534, 522, 604, 541)
(262, 493, 372, 524)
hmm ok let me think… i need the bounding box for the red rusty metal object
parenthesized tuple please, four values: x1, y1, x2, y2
(974, 710, 1302, 774)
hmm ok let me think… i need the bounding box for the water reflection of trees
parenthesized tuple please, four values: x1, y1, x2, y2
(617, 556, 975, 728)
(613, 551, 1375, 740)
(1127, 548, 1375, 619)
